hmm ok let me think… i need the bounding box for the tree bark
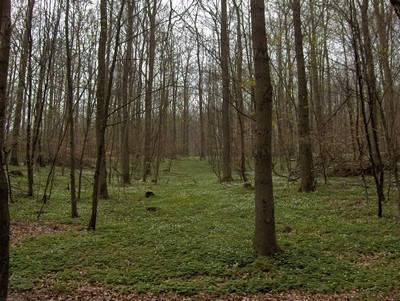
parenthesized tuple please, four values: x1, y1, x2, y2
(251, 0, 281, 256)
(292, 0, 315, 192)
(359, 0, 385, 217)
(95, 0, 109, 199)
(233, 0, 247, 183)
(182, 55, 190, 156)
(309, 0, 327, 183)
(89, 0, 125, 230)
(143, 0, 157, 181)
(195, 15, 205, 160)
(10, 0, 35, 166)
(374, 0, 400, 217)
(221, 0, 232, 182)
(0, 0, 11, 298)
(65, 0, 78, 218)
(121, 1, 134, 185)
(89, 0, 108, 229)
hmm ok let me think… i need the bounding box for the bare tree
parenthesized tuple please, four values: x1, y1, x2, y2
(359, 0, 385, 216)
(194, 12, 205, 160)
(0, 0, 11, 297)
(292, 0, 315, 192)
(233, 0, 248, 183)
(94, 0, 110, 199)
(221, 0, 232, 182)
(121, 1, 134, 185)
(251, 0, 281, 256)
(143, 0, 157, 181)
(65, 0, 78, 218)
(10, 0, 35, 166)
(88, 0, 125, 230)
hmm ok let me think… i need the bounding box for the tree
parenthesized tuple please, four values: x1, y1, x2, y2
(65, 0, 78, 218)
(10, 0, 35, 166)
(143, 0, 157, 181)
(359, 0, 385, 216)
(233, 0, 248, 183)
(194, 11, 205, 160)
(251, 0, 281, 256)
(221, 0, 232, 182)
(121, 1, 134, 185)
(383, 0, 400, 217)
(94, 0, 109, 199)
(182, 50, 191, 156)
(292, 0, 315, 192)
(0, 0, 11, 297)
(88, 0, 125, 230)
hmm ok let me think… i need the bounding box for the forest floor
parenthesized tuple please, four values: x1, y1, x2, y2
(7, 158, 400, 300)
(9, 220, 398, 301)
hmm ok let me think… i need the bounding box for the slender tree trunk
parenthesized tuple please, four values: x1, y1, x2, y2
(221, 0, 232, 182)
(121, 1, 133, 185)
(65, 0, 78, 218)
(10, 0, 35, 166)
(309, 0, 327, 183)
(233, 0, 247, 183)
(195, 21, 205, 160)
(292, 0, 315, 192)
(0, 0, 11, 297)
(95, 0, 109, 199)
(143, 0, 157, 181)
(89, 0, 126, 229)
(134, 34, 145, 162)
(89, 0, 108, 229)
(251, 0, 281, 256)
(374, 0, 400, 217)
(360, 0, 385, 217)
(78, 68, 94, 201)
(171, 68, 177, 158)
(182, 56, 190, 156)
(25, 4, 35, 197)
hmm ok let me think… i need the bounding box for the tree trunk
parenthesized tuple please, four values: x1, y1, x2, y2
(94, 0, 109, 199)
(171, 68, 177, 158)
(233, 0, 247, 183)
(89, 0, 126, 229)
(309, 0, 327, 183)
(182, 55, 190, 156)
(373, 0, 400, 217)
(143, 0, 157, 181)
(0, 0, 11, 298)
(89, 0, 108, 229)
(121, 1, 133, 185)
(10, 0, 35, 166)
(195, 17, 205, 160)
(65, 0, 78, 218)
(292, 0, 315, 192)
(359, 0, 385, 217)
(251, 0, 281, 256)
(221, 0, 232, 182)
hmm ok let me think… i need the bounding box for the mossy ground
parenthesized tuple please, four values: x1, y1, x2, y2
(8, 158, 400, 298)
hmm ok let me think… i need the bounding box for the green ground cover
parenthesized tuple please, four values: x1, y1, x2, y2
(8, 158, 400, 298)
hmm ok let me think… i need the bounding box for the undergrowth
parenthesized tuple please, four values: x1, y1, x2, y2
(8, 158, 400, 297)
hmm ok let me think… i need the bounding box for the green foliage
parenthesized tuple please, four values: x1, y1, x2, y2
(8, 158, 400, 297)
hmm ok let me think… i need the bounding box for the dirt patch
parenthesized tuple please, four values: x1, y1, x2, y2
(10, 220, 78, 246)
